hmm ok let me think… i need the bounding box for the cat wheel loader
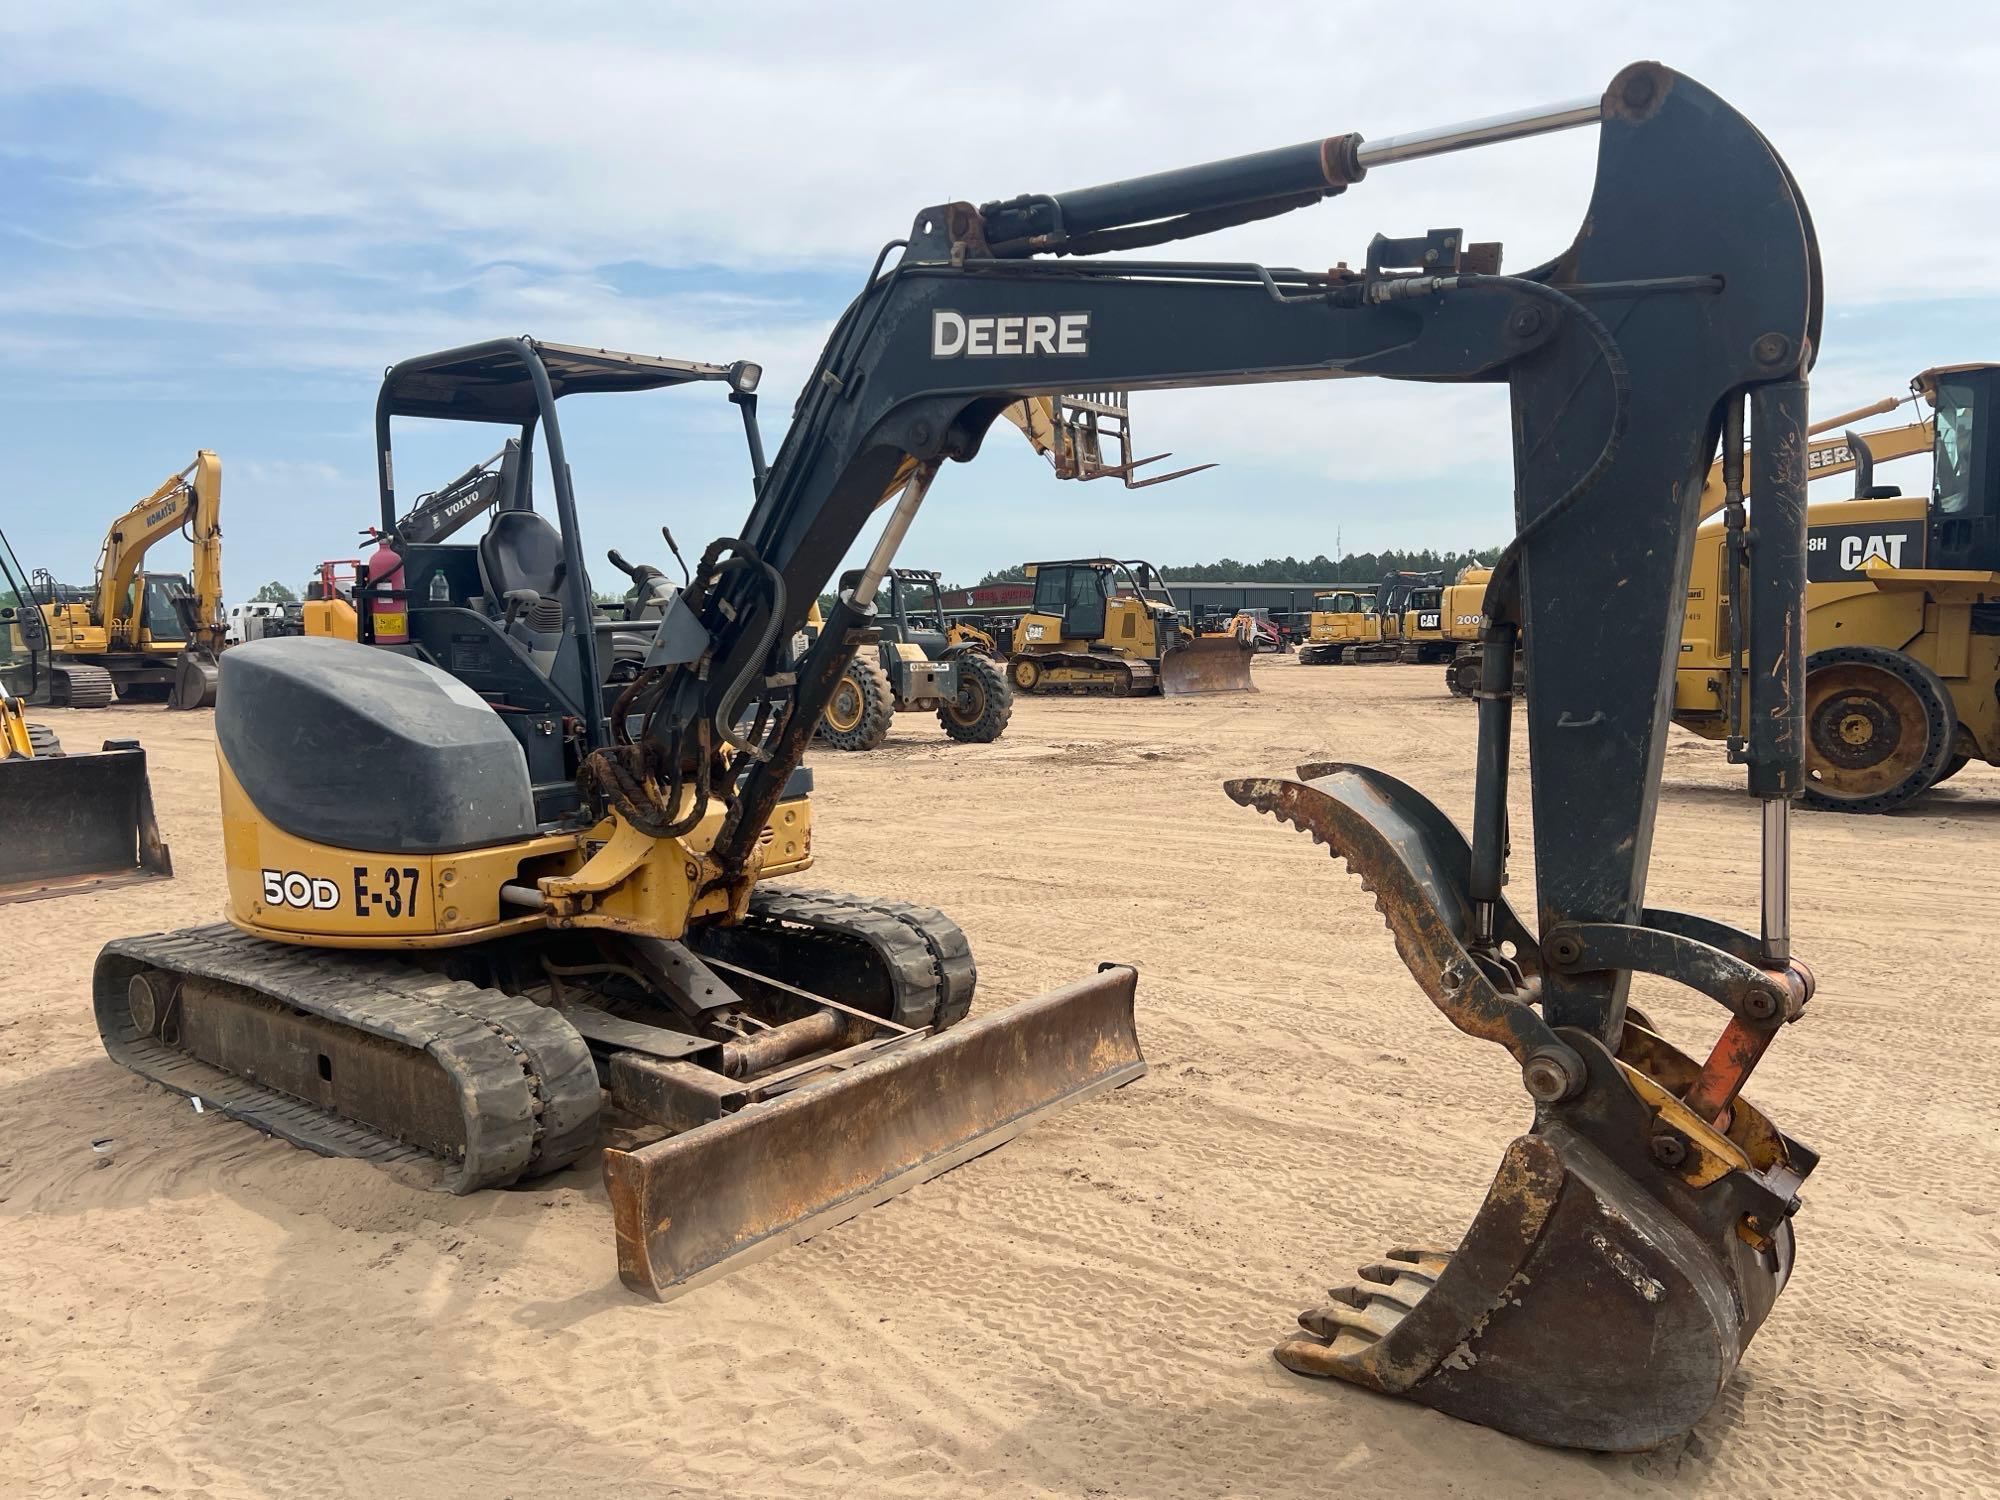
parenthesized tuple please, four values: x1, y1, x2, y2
(32, 453, 225, 709)
(1, 530, 172, 902)
(816, 567, 1012, 751)
(1007, 557, 1257, 696)
(98, 63, 1823, 1451)
(1674, 367, 2000, 811)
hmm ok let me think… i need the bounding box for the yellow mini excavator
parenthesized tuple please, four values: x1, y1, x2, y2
(34, 453, 224, 709)
(1006, 557, 1257, 695)
(1296, 585, 1376, 663)
(99, 64, 1823, 1452)
(1674, 366, 1998, 811)
(1, 529, 172, 901)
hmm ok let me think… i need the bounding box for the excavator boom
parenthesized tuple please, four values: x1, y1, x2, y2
(614, 61, 1820, 1451)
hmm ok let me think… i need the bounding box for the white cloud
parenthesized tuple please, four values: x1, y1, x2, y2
(1, 1, 1992, 587)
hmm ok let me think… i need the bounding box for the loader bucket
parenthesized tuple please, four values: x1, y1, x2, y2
(605, 964, 1145, 1298)
(169, 648, 219, 710)
(0, 741, 173, 903)
(1226, 765, 1814, 1450)
(1160, 634, 1258, 696)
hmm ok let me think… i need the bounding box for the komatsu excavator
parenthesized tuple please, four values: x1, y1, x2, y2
(97, 63, 1820, 1451)
(34, 452, 224, 710)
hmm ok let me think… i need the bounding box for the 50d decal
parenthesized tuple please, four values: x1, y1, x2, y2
(261, 870, 341, 910)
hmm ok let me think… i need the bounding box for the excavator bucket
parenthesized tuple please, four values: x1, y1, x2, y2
(0, 741, 173, 903)
(1225, 766, 1814, 1451)
(168, 648, 219, 710)
(605, 964, 1145, 1298)
(1160, 633, 1258, 696)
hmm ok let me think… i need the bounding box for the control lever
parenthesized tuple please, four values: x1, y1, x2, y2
(501, 588, 541, 630)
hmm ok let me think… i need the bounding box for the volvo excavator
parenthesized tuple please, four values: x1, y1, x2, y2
(97, 64, 1820, 1451)
(34, 453, 225, 710)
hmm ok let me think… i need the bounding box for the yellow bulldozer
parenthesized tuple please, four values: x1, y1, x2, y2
(33, 452, 224, 710)
(1674, 365, 1996, 811)
(0, 528, 173, 901)
(1005, 557, 1257, 696)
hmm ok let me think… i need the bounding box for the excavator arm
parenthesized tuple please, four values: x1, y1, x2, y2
(610, 62, 1820, 1450)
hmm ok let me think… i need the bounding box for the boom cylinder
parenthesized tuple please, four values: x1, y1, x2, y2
(979, 95, 1603, 245)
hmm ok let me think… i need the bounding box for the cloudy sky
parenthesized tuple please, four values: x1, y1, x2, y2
(2, 3, 1991, 596)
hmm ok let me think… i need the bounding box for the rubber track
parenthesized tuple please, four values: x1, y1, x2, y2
(94, 924, 600, 1192)
(52, 664, 115, 708)
(716, 887, 978, 1029)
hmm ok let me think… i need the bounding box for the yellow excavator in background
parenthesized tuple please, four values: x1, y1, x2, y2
(34, 453, 224, 709)
(1298, 571, 1438, 664)
(1675, 365, 1998, 811)
(0, 528, 173, 900)
(1296, 586, 1376, 663)
(1007, 557, 1257, 696)
(1396, 580, 1453, 663)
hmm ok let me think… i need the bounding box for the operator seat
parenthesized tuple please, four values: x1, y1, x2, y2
(478, 509, 570, 613)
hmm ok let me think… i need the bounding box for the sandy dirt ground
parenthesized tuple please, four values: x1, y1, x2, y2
(4, 657, 1997, 1499)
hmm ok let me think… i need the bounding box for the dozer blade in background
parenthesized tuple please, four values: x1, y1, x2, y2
(169, 649, 219, 710)
(0, 741, 173, 903)
(1226, 765, 1814, 1451)
(1160, 634, 1258, 696)
(605, 964, 1144, 1299)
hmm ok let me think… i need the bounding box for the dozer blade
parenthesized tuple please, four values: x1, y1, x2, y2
(168, 648, 219, 710)
(0, 741, 173, 903)
(1225, 765, 1813, 1451)
(605, 964, 1144, 1299)
(1160, 634, 1258, 697)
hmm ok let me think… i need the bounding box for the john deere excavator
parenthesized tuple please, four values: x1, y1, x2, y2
(1, 529, 172, 901)
(34, 453, 225, 710)
(1674, 365, 1998, 811)
(97, 63, 1821, 1451)
(1007, 557, 1257, 695)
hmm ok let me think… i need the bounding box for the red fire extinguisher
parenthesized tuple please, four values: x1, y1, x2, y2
(366, 535, 408, 645)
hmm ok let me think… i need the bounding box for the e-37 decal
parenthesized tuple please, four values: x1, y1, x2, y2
(261, 865, 423, 917)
